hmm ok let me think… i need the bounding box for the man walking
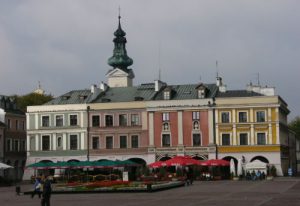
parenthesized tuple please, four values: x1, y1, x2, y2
(41, 176, 52, 206)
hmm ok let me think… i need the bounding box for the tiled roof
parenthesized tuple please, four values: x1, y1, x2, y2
(45, 90, 92, 105)
(152, 84, 218, 100)
(216, 90, 263, 98)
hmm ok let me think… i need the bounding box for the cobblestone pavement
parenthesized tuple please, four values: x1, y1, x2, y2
(1, 177, 300, 206)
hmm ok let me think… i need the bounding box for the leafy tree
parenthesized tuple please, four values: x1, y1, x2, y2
(11, 93, 53, 112)
(289, 116, 300, 138)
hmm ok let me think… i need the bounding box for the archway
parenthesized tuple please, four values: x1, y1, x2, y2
(159, 156, 171, 161)
(250, 156, 269, 163)
(127, 158, 146, 166)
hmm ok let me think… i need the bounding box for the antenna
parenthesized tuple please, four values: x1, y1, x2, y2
(257, 73, 260, 86)
(216, 60, 219, 78)
(118, 6, 121, 17)
(38, 81, 41, 89)
(158, 40, 161, 80)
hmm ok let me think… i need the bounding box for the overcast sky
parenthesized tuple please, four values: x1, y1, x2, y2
(0, 0, 299, 120)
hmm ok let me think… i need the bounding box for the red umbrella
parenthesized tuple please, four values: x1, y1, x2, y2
(148, 161, 167, 168)
(165, 156, 201, 166)
(199, 159, 230, 166)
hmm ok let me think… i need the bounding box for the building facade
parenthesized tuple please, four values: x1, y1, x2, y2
(0, 95, 26, 180)
(24, 16, 292, 179)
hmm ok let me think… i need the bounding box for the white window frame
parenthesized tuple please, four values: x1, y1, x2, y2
(256, 132, 267, 145)
(105, 114, 114, 127)
(131, 114, 140, 126)
(119, 135, 128, 149)
(221, 111, 231, 123)
(164, 91, 170, 100)
(41, 115, 50, 127)
(69, 134, 78, 150)
(92, 136, 100, 149)
(162, 112, 170, 121)
(238, 111, 248, 123)
(119, 114, 128, 126)
(56, 135, 63, 150)
(55, 114, 64, 127)
(256, 110, 267, 123)
(238, 132, 249, 145)
(130, 135, 139, 148)
(192, 111, 200, 120)
(198, 89, 205, 98)
(105, 135, 114, 149)
(42, 135, 51, 151)
(69, 114, 78, 126)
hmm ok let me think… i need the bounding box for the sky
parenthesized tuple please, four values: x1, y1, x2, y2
(0, 0, 299, 120)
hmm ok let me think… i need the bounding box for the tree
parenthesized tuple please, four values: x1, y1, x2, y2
(289, 116, 300, 138)
(12, 93, 53, 112)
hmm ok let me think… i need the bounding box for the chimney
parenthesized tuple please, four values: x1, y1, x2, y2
(100, 81, 108, 91)
(90, 84, 97, 94)
(216, 76, 227, 93)
(216, 76, 222, 87)
(155, 80, 166, 92)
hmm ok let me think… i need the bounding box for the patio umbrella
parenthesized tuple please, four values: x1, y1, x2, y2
(237, 159, 243, 176)
(0, 162, 13, 169)
(165, 156, 200, 167)
(230, 159, 236, 176)
(200, 159, 230, 166)
(148, 161, 167, 168)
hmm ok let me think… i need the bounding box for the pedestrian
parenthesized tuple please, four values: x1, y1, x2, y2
(31, 177, 42, 198)
(41, 176, 52, 206)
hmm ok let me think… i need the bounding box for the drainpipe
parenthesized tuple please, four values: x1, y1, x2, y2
(87, 106, 90, 161)
(212, 98, 218, 159)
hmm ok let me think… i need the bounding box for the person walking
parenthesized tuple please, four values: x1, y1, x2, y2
(31, 178, 42, 198)
(41, 176, 52, 206)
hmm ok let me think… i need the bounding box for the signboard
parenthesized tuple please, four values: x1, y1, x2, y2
(123, 171, 128, 181)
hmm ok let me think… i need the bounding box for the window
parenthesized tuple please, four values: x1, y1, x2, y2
(92, 115, 100, 127)
(14, 140, 19, 151)
(257, 133, 266, 145)
(56, 115, 63, 127)
(22, 121, 25, 130)
(120, 136, 127, 148)
(21, 140, 25, 151)
(131, 114, 139, 126)
(6, 139, 11, 151)
(105, 115, 113, 127)
(193, 133, 201, 146)
(30, 137, 35, 151)
(42, 135, 50, 151)
(92, 137, 99, 149)
(198, 89, 205, 98)
(16, 120, 19, 130)
(162, 134, 170, 147)
(221, 112, 230, 123)
(131, 135, 139, 148)
(222, 134, 230, 145)
(162, 112, 169, 121)
(70, 135, 78, 150)
(164, 91, 170, 100)
(256, 111, 266, 122)
(238, 112, 247, 123)
(192, 111, 200, 120)
(42, 116, 50, 127)
(57, 136, 62, 149)
(239, 133, 248, 145)
(7, 119, 11, 129)
(70, 115, 77, 126)
(119, 114, 127, 126)
(106, 136, 113, 149)
(193, 121, 199, 130)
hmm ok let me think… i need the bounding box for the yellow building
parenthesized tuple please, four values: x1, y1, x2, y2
(215, 81, 290, 176)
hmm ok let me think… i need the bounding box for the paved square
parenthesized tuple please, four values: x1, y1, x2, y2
(1, 178, 300, 206)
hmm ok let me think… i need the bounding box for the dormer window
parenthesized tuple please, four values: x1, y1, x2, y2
(164, 91, 170, 100)
(196, 83, 208, 99)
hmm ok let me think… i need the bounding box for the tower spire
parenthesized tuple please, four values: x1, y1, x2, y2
(107, 12, 133, 70)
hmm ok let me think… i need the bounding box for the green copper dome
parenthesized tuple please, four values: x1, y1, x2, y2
(108, 16, 133, 70)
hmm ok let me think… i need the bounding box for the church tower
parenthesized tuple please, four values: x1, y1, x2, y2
(106, 15, 134, 88)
